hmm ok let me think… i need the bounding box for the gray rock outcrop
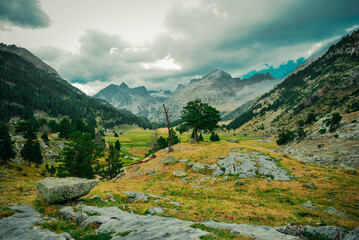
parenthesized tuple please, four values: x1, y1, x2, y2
(210, 150, 291, 180)
(37, 177, 98, 203)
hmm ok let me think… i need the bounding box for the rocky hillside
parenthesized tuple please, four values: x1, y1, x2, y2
(226, 30, 359, 167)
(228, 30, 359, 132)
(150, 69, 280, 122)
(94, 83, 171, 118)
(0, 47, 152, 128)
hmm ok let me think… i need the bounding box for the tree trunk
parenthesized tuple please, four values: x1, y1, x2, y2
(163, 104, 173, 152)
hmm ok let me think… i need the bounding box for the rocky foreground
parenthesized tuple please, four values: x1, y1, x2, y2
(1, 203, 358, 240)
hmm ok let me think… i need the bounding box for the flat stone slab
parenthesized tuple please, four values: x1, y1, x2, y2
(2, 204, 358, 240)
(0, 205, 70, 240)
(37, 177, 98, 203)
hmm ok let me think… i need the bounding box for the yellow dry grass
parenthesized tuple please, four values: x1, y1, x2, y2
(1, 137, 358, 236)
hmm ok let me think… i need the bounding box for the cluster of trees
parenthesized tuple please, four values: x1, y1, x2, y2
(57, 131, 123, 179)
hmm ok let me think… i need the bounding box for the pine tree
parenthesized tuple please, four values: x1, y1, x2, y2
(198, 132, 204, 141)
(21, 138, 34, 166)
(0, 123, 16, 164)
(33, 140, 43, 167)
(115, 140, 121, 151)
(181, 98, 220, 142)
(59, 118, 72, 139)
(169, 128, 180, 144)
(41, 132, 49, 143)
(103, 144, 123, 179)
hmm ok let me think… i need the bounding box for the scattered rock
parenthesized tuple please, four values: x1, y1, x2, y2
(306, 182, 317, 190)
(277, 224, 350, 240)
(301, 201, 318, 210)
(234, 180, 244, 186)
(192, 163, 206, 173)
(148, 207, 165, 215)
(173, 170, 187, 177)
(180, 178, 188, 184)
(37, 177, 98, 203)
(124, 191, 148, 202)
(179, 158, 189, 163)
(227, 138, 239, 143)
(189, 138, 197, 143)
(187, 161, 196, 167)
(24, 193, 30, 196)
(164, 156, 178, 165)
(147, 170, 155, 175)
(339, 163, 357, 174)
(324, 207, 348, 218)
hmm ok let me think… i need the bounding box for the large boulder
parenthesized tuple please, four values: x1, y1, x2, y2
(228, 138, 239, 143)
(37, 177, 98, 203)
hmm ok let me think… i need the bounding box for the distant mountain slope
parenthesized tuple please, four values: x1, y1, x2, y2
(149, 69, 281, 122)
(228, 30, 359, 133)
(94, 83, 171, 118)
(0, 48, 152, 129)
(0, 43, 59, 77)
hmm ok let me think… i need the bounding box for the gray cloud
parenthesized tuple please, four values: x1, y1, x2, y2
(39, 0, 359, 92)
(0, 0, 50, 29)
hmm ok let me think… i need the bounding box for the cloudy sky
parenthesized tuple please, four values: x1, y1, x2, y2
(1, 0, 359, 95)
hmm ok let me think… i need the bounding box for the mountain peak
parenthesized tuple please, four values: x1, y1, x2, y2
(119, 82, 129, 89)
(246, 72, 274, 82)
(204, 69, 232, 80)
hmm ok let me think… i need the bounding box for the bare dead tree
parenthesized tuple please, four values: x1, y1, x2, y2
(163, 104, 173, 152)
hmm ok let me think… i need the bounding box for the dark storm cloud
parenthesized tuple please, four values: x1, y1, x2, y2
(0, 0, 50, 29)
(45, 0, 359, 92)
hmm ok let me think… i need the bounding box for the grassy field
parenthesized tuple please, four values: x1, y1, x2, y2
(1, 128, 358, 239)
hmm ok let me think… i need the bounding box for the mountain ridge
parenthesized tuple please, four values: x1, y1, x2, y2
(0, 47, 152, 128)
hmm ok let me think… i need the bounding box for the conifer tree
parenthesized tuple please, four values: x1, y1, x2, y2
(104, 144, 123, 179)
(33, 140, 43, 167)
(115, 139, 121, 151)
(0, 123, 16, 165)
(181, 98, 220, 142)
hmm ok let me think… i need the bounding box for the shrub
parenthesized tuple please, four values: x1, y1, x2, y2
(319, 128, 327, 134)
(210, 132, 220, 141)
(276, 129, 295, 145)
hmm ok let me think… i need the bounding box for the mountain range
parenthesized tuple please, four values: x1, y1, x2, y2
(94, 83, 171, 119)
(94, 69, 280, 122)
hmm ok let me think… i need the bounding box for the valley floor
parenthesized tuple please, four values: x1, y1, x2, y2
(0, 139, 358, 239)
